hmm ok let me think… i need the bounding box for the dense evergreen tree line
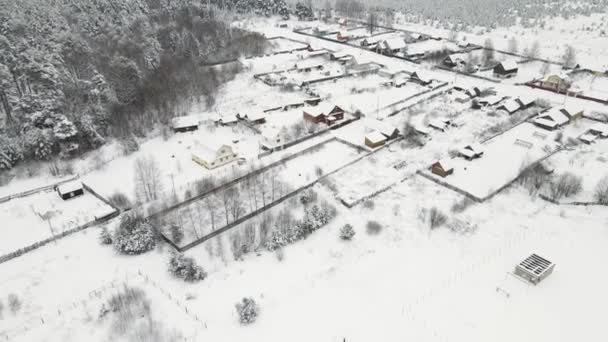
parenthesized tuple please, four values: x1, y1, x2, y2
(0, 0, 268, 169)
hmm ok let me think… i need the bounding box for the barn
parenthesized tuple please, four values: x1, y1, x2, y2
(514, 254, 555, 285)
(365, 131, 387, 149)
(171, 115, 199, 132)
(57, 181, 84, 200)
(493, 61, 519, 78)
(431, 160, 454, 177)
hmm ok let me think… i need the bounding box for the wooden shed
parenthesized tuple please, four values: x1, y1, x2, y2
(431, 160, 454, 177)
(365, 131, 387, 149)
(171, 115, 199, 132)
(57, 181, 84, 200)
(514, 254, 555, 285)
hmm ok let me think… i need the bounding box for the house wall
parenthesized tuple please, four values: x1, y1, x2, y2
(303, 111, 325, 124)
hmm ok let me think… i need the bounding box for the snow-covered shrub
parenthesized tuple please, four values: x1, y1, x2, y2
(299, 188, 317, 205)
(266, 225, 294, 251)
(108, 192, 132, 210)
(235, 297, 259, 325)
(168, 253, 207, 282)
(594, 176, 608, 205)
(549, 172, 583, 200)
(7, 294, 21, 315)
(99, 226, 113, 245)
(366, 221, 382, 235)
(429, 207, 448, 229)
(112, 214, 156, 255)
(340, 224, 355, 240)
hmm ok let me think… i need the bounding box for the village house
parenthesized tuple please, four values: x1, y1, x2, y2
(428, 118, 451, 132)
(559, 105, 584, 119)
(515, 95, 536, 109)
(443, 53, 466, 68)
(478, 95, 504, 106)
(380, 38, 407, 55)
(260, 127, 288, 150)
(192, 141, 238, 169)
(588, 123, 608, 138)
(302, 103, 345, 126)
(57, 181, 84, 200)
(365, 131, 388, 149)
(431, 160, 454, 177)
(360, 37, 382, 48)
(459, 143, 484, 160)
(368, 120, 400, 140)
(336, 31, 350, 41)
(497, 99, 522, 115)
(171, 115, 199, 133)
(238, 112, 267, 125)
(533, 109, 570, 130)
(410, 71, 432, 85)
(493, 61, 519, 78)
(541, 74, 572, 92)
(217, 114, 239, 126)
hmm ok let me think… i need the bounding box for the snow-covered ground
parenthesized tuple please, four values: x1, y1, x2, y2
(3, 11, 608, 342)
(0, 190, 115, 256)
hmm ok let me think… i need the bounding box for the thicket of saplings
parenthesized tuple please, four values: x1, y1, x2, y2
(98, 285, 180, 341)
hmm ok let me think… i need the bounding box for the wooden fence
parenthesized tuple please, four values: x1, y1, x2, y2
(0, 174, 80, 204)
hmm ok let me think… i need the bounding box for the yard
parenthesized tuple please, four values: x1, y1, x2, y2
(158, 139, 363, 247)
(0, 189, 115, 256)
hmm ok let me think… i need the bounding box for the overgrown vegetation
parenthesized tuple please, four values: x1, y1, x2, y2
(429, 207, 448, 229)
(594, 176, 608, 205)
(548, 172, 583, 201)
(99, 226, 113, 245)
(518, 162, 551, 195)
(0, 0, 268, 170)
(168, 252, 207, 282)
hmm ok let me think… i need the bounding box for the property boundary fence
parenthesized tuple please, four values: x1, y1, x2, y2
(2, 270, 206, 342)
(0, 174, 80, 204)
(0, 183, 119, 265)
(161, 138, 373, 252)
(434, 64, 501, 83)
(387, 83, 451, 117)
(538, 194, 608, 206)
(525, 81, 608, 105)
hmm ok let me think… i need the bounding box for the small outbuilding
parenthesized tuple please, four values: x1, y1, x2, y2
(515, 95, 536, 108)
(579, 133, 597, 144)
(497, 99, 522, 115)
(217, 115, 239, 126)
(57, 181, 84, 200)
(365, 131, 388, 149)
(171, 115, 199, 132)
(431, 160, 454, 177)
(588, 123, 608, 138)
(428, 118, 451, 132)
(514, 253, 555, 285)
(559, 105, 584, 119)
(459, 143, 484, 160)
(493, 61, 519, 78)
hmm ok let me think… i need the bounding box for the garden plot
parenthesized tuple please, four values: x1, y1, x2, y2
(261, 60, 347, 87)
(159, 139, 362, 247)
(541, 138, 608, 203)
(0, 190, 115, 256)
(423, 122, 562, 200)
(266, 37, 308, 53)
(310, 73, 429, 116)
(5, 276, 201, 342)
(403, 39, 460, 60)
(568, 70, 608, 101)
(213, 72, 303, 116)
(328, 144, 411, 206)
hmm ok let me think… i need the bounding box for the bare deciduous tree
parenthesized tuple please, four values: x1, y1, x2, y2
(562, 45, 577, 69)
(134, 155, 163, 202)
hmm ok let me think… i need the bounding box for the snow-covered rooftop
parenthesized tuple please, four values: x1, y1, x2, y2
(366, 131, 387, 145)
(57, 181, 83, 196)
(171, 115, 199, 129)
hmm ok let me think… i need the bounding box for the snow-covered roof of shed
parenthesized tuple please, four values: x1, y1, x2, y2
(516, 94, 536, 106)
(499, 99, 522, 113)
(382, 38, 407, 50)
(57, 181, 83, 195)
(498, 60, 518, 71)
(366, 131, 387, 144)
(171, 115, 199, 129)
